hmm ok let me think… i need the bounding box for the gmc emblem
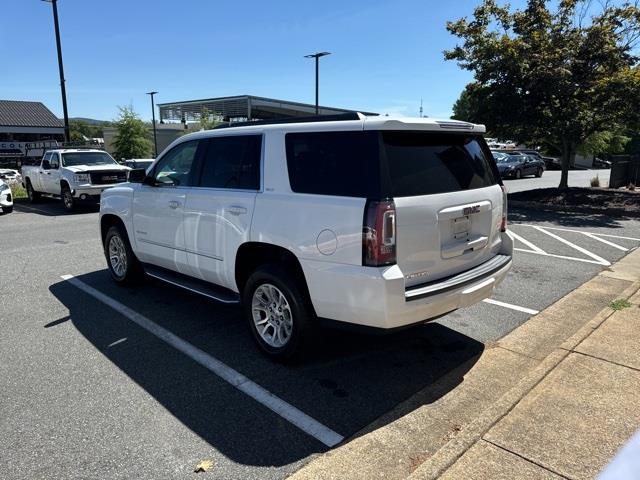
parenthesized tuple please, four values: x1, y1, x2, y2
(103, 175, 118, 181)
(463, 205, 481, 215)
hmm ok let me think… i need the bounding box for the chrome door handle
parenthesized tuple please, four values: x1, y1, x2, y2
(228, 205, 247, 216)
(168, 200, 180, 209)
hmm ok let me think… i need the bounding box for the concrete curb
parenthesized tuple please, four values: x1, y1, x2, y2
(409, 277, 640, 479)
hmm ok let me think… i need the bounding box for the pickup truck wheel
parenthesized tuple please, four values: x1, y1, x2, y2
(26, 180, 40, 203)
(243, 265, 313, 361)
(61, 185, 75, 212)
(104, 225, 142, 284)
(2, 206, 13, 214)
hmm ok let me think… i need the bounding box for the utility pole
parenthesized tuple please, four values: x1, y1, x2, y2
(146, 91, 158, 157)
(304, 52, 331, 115)
(43, 0, 70, 142)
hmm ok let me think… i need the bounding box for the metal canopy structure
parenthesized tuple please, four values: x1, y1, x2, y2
(157, 95, 377, 124)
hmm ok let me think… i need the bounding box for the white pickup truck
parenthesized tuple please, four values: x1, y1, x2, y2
(22, 149, 130, 211)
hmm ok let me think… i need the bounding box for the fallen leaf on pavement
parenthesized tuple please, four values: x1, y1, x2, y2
(194, 460, 214, 473)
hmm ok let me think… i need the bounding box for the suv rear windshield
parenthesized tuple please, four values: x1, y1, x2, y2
(381, 132, 498, 197)
(285, 131, 498, 198)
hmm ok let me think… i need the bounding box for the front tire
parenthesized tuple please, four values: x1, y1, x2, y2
(104, 225, 142, 285)
(515, 169, 522, 179)
(536, 167, 543, 178)
(3, 206, 13, 214)
(243, 265, 313, 361)
(61, 184, 76, 212)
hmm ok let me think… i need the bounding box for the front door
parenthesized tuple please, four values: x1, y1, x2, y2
(184, 134, 262, 291)
(41, 152, 61, 194)
(132, 139, 202, 273)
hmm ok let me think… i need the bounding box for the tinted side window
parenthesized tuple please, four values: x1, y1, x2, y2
(42, 152, 52, 168)
(285, 131, 380, 197)
(152, 140, 199, 186)
(199, 135, 261, 190)
(381, 132, 498, 197)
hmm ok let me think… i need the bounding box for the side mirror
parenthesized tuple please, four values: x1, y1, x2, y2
(42, 160, 51, 170)
(128, 168, 147, 183)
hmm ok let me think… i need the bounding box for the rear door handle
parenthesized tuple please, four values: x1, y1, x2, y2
(228, 205, 247, 216)
(168, 200, 181, 209)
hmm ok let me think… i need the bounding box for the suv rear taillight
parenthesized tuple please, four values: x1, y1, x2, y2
(363, 200, 396, 266)
(500, 185, 508, 232)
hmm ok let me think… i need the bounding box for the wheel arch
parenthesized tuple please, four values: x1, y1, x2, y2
(235, 242, 315, 315)
(100, 214, 128, 247)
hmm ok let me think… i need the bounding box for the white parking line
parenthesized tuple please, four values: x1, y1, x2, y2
(531, 226, 611, 266)
(507, 230, 546, 254)
(482, 298, 539, 315)
(513, 248, 609, 265)
(521, 225, 640, 242)
(61, 274, 344, 448)
(581, 232, 628, 252)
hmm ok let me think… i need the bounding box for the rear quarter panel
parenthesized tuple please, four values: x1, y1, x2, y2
(251, 130, 366, 266)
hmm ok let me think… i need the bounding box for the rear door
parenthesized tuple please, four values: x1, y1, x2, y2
(380, 131, 504, 288)
(184, 134, 262, 291)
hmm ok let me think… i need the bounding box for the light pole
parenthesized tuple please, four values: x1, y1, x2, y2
(42, 0, 70, 143)
(304, 52, 331, 115)
(146, 91, 158, 157)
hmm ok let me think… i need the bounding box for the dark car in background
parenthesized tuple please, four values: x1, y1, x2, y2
(492, 152, 545, 179)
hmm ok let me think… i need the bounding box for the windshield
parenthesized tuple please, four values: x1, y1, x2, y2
(61, 152, 117, 167)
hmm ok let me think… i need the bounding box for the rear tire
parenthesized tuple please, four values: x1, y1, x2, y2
(104, 225, 143, 285)
(243, 264, 314, 361)
(536, 167, 543, 178)
(3, 206, 13, 214)
(26, 180, 40, 203)
(61, 184, 75, 212)
(515, 169, 522, 179)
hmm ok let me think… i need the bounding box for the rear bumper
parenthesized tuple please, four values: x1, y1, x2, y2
(302, 237, 513, 330)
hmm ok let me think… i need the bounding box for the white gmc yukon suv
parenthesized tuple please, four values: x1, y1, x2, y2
(22, 149, 129, 211)
(99, 114, 513, 360)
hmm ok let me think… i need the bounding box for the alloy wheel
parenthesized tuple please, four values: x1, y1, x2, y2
(108, 234, 128, 278)
(251, 283, 293, 348)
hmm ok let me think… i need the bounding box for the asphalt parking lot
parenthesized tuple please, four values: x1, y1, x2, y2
(504, 168, 611, 193)
(2, 198, 639, 479)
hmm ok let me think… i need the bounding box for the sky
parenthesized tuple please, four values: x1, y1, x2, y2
(0, 0, 527, 122)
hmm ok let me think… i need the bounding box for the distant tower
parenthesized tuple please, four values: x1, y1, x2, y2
(419, 98, 423, 118)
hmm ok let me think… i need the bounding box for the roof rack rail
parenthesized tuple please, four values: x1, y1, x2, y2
(213, 112, 367, 129)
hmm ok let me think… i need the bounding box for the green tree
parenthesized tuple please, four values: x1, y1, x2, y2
(112, 106, 152, 160)
(445, 0, 640, 188)
(69, 120, 108, 142)
(578, 130, 631, 159)
(199, 107, 221, 130)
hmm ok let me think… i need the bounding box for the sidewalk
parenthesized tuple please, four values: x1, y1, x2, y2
(290, 248, 640, 480)
(411, 263, 640, 479)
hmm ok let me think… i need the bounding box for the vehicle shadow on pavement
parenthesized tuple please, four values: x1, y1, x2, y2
(49, 271, 483, 467)
(509, 206, 628, 229)
(13, 199, 99, 216)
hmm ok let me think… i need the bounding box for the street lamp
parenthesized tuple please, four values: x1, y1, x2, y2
(42, 0, 70, 143)
(304, 52, 331, 115)
(146, 91, 158, 157)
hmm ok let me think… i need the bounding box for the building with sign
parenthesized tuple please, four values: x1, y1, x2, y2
(0, 100, 65, 167)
